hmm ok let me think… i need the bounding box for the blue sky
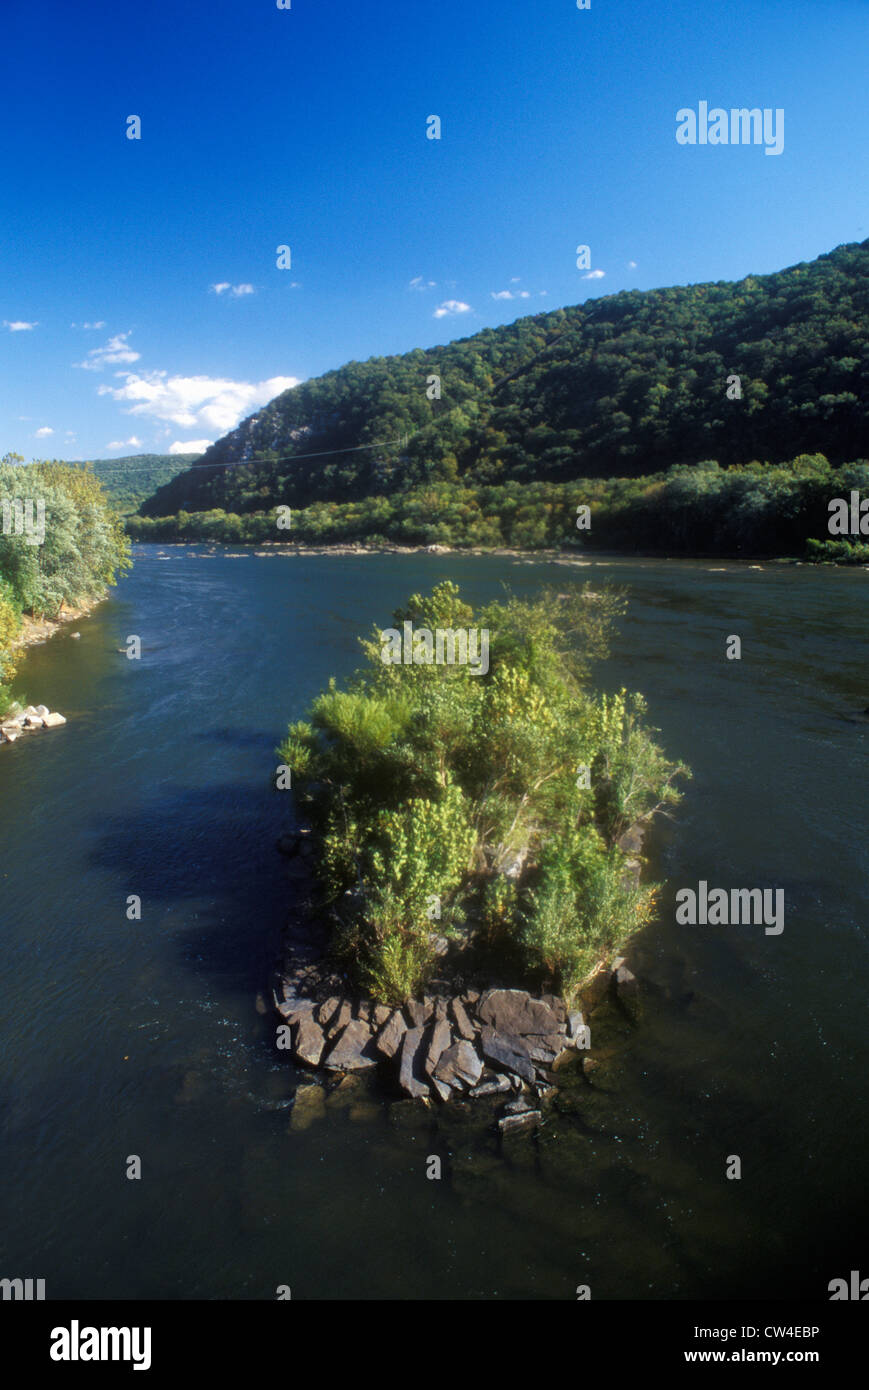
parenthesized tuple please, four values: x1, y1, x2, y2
(1, 0, 867, 462)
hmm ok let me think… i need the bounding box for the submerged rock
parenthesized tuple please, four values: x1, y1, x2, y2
(498, 1108, 541, 1136)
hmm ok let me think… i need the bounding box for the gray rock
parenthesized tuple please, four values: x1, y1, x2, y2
(469, 1071, 512, 1098)
(450, 997, 476, 1041)
(323, 1019, 377, 1070)
(316, 996, 342, 1028)
(524, 1033, 566, 1063)
(423, 1019, 452, 1076)
(504, 1096, 535, 1115)
(498, 1109, 541, 1136)
(429, 1076, 452, 1102)
(354, 1000, 371, 1024)
(372, 1005, 392, 1028)
(42, 712, 66, 728)
(567, 1010, 586, 1040)
(433, 996, 448, 1021)
(540, 993, 568, 1026)
(375, 1010, 407, 1061)
(279, 998, 316, 1023)
(479, 1026, 536, 1083)
(327, 999, 353, 1038)
(434, 1040, 484, 1090)
(478, 988, 561, 1037)
(292, 1012, 326, 1066)
(398, 1027, 429, 1098)
(404, 999, 427, 1029)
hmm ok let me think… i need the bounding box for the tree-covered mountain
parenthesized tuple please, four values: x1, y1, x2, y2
(140, 239, 869, 522)
(71, 454, 199, 515)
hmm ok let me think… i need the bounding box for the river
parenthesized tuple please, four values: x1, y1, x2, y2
(1, 545, 867, 1299)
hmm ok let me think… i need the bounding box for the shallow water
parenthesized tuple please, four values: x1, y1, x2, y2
(1, 546, 866, 1299)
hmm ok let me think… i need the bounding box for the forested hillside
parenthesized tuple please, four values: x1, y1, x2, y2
(140, 239, 869, 523)
(72, 453, 198, 515)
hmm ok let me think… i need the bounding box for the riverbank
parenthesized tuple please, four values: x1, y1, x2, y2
(12, 594, 105, 654)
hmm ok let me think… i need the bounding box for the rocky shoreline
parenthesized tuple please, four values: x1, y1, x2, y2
(12, 595, 103, 654)
(1, 703, 67, 746)
(271, 826, 644, 1130)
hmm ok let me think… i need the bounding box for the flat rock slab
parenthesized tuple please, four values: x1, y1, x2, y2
(398, 1027, 429, 1098)
(323, 1019, 377, 1070)
(375, 1010, 408, 1061)
(524, 1033, 567, 1064)
(478, 989, 562, 1038)
(450, 998, 476, 1041)
(434, 1040, 484, 1090)
(293, 1012, 326, 1067)
(480, 1025, 536, 1083)
(326, 1000, 353, 1038)
(469, 1071, 513, 1098)
(404, 1000, 428, 1029)
(423, 1018, 452, 1077)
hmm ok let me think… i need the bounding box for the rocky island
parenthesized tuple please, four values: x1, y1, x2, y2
(271, 580, 687, 1127)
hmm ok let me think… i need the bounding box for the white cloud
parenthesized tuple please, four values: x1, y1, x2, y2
(433, 300, 471, 319)
(627, 261, 637, 269)
(106, 436, 143, 450)
(510, 277, 521, 283)
(210, 282, 256, 297)
(491, 291, 514, 300)
(34, 426, 54, 437)
(169, 439, 212, 455)
(582, 269, 606, 281)
(75, 332, 141, 371)
(4, 320, 37, 331)
(98, 371, 301, 435)
(71, 320, 107, 329)
(409, 276, 437, 291)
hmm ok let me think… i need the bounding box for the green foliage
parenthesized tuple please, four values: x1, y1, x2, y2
(73, 454, 197, 517)
(125, 451, 869, 560)
(281, 581, 688, 1001)
(0, 456, 131, 712)
(806, 536, 869, 563)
